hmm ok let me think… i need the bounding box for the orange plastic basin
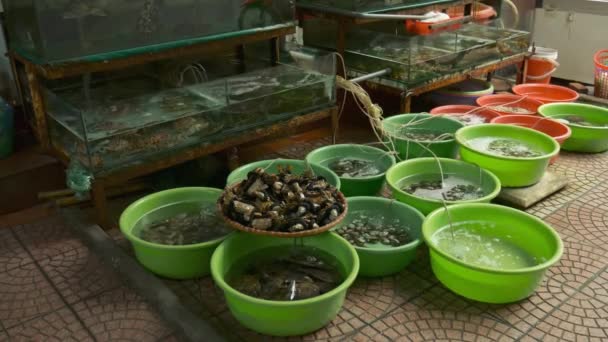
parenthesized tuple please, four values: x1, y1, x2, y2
(430, 105, 500, 124)
(512, 84, 580, 104)
(476, 94, 543, 116)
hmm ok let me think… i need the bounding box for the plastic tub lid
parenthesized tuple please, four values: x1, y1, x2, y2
(530, 46, 558, 60)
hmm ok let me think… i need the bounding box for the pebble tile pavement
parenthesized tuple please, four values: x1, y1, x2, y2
(1, 139, 607, 341)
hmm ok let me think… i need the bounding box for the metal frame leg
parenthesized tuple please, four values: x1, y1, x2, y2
(8, 56, 26, 109)
(331, 108, 340, 144)
(227, 147, 240, 171)
(24, 63, 50, 148)
(270, 37, 279, 65)
(91, 181, 110, 230)
(400, 91, 413, 113)
(517, 56, 530, 84)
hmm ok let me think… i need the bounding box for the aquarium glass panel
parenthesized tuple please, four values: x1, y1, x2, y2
(190, 63, 336, 133)
(44, 51, 336, 173)
(5, 0, 296, 63)
(297, 0, 461, 13)
(454, 22, 531, 58)
(304, 19, 529, 87)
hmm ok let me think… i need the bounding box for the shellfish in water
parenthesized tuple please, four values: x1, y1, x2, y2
(469, 138, 542, 158)
(329, 158, 382, 178)
(334, 215, 412, 248)
(135, 201, 231, 245)
(401, 174, 486, 201)
(220, 165, 344, 233)
(227, 246, 343, 301)
(396, 129, 451, 142)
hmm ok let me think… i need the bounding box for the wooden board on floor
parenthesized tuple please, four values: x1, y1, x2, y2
(497, 172, 569, 209)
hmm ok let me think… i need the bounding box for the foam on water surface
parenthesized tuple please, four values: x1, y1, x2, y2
(431, 222, 538, 270)
(467, 137, 542, 158)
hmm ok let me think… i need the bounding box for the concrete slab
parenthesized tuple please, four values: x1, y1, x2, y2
(497, 171, 569, 209)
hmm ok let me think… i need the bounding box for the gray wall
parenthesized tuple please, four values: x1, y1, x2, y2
(502, 0, 536, 31)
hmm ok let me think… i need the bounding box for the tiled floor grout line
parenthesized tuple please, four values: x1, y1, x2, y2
(531, 181, 596, 220)
(482, 311, 527, 334)
(515, 264, 608, 341)
(336, 329, 359, 342)
(8, 228, 99, 342)
(76, 283, 125, 304)
(333, 256, 556, 341)
(338, 282, 446, 341)
(1, 258, 37, 276)
(528, 180, 607, 250)
(156, 331, 177, 342)
(0, 319, 6, 338)
(162, 281, 240, 341)
(496, 178, 608, 341)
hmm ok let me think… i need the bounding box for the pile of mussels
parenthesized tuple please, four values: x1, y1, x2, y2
(220, 166, 345, 233)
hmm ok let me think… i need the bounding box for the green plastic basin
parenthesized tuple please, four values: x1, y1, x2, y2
(382, 114, 465, 160)
(385, 158, 501, 215)
(210, 232, 359, 336)
(333, 197, 424, 277)
(119, 187, 231, 279)
(423, 203, 563, 303)
(306, 144, 396, 197)
(538, 103, 608, 153)
(226, 159, 341, 189)
(456, 124, 560, 187)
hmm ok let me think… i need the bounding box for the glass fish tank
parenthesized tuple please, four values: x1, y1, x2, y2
(45, 49, 336, 173)
(304, 19, 529, 87)
(455, 22, 530, 59)
(190, 64, 336, 133)
(297, 0, 461, 13)
(4, 0, 296, 63)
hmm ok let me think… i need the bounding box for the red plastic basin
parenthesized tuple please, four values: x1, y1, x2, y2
(430, 105, 500, 124)
(490, 115, 571, 164)
(476, 94, 543, 116)
(512, 84, 580, 104)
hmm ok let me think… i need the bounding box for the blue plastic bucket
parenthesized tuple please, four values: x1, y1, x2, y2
(0, 99, 14, 159)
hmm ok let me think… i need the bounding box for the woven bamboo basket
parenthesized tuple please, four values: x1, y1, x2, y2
(217, 184, 348, 238)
